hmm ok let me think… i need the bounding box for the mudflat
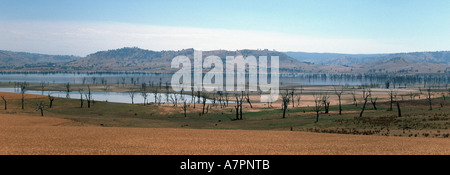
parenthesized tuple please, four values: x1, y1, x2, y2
(0, 113, 449, 155)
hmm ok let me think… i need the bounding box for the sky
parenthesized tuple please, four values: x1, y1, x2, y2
(0, 0, 449, 56)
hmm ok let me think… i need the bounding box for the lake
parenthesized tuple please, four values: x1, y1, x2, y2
(0, 87, 213, 104)
(0, 72, 447, 87)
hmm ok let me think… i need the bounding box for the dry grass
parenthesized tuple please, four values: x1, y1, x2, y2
(1, 113, 449, 155)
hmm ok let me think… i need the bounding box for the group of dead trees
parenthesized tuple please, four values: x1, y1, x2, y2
(78, 85, 93, 108)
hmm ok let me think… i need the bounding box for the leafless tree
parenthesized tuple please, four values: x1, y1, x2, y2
(37, 101, 45, 116)
(290, 89, 295, 108)
(388, 89, 397, 111)
(350, 90, 357, 106)
(65, 82, 71, 98)
(217, 91, 224, 108)
(369, 90, 377, 110)
(121, 77, 126, 87)
(334, 86, 343, 115)
(359, 93, 370, 117)
(48, 94, 55, 108)
(408, 91, 415, 101)
(294, 87, 303, 107)
(40, 82, 46, 95)
(78, 89, 84, 108)
(141, 91, 148, 106)
(182, 100, 188, 117)
(1, 96, 7, 110)
(427, 87, 432, 110)
(313, 94, 323, 123)
(82, 77, 87, 85)
(85, 85, 92, 108)
(281, 90, 290, 119)
(152, 88, 159, 104)
(201, 93, 208, 115)
(128, 90, 136, 104)
(19, 82, 27, 110)
(244, 91, 253, 108)
(321, 93, 330, 114)
(92, 77, 97, 85)
(171, 93, 179, 107)
(234, 93, 244, 120)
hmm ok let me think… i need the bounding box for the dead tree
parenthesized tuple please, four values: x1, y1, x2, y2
(234, 94, 244, 120)
(128, 91, 136, 104)
(85, 85, 92, 108)
(427, 87, 432, 110)
(245, 91, 253, 108)
(152, 88, 159, 104)
(65, 82, 71, 98)
(48, 95, 55, 108)
(370, 94, 377, 110)
(359, 93, 370, 117)
(217, 91, 224, 108)
(234, 96, 240, 120)
(313, 94, 323, 123)
(388, 89, 397, 111)
(19, 82, 27, 110)
(350, 90, 357, 106)
(1, 96, 6, 110)
(181, 100, 188, 117)
(201, 94, 207, 115)
(281, 90, 290, 119)
(78, 89, 84, 108)
(334, 86, 343, 115)
(408, 91, 415, 101)
(141, 91, 148, 106)
(321, 93, 330, 114)
(294, 90, 302, 107)
(40, 82, 46, 95)
(290, 89, 295, 108)
(37, 101, 45, 116)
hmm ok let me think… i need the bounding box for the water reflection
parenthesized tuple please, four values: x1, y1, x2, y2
(0, 88, 212, 104)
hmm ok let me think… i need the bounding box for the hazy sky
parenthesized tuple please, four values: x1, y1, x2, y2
(1, 0, 449, 56)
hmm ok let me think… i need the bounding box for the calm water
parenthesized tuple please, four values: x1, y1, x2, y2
(0, 72, 447, 86)
(0, 87, 212, 104)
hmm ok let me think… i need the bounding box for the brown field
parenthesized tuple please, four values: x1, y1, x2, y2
(1, 113, 449, 155)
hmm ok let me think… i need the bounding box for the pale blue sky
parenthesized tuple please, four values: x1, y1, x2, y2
(1, 0, 449, 55)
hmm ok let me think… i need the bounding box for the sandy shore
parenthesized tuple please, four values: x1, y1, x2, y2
(0, 113, 449, 155)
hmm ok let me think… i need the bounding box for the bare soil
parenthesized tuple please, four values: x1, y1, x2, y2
(1, 113, 449, 155)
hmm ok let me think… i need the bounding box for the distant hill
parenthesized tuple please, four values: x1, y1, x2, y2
(64, 47, 320, 73)
(0, 50, 81, 70)
(0, 48, 449, 74)
(284, 51, 388, 65)
(285, 51, 450, 66)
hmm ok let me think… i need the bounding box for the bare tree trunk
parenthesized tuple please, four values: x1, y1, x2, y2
(239, 100, 243, 120)
(183, 100, 187, 117)
(235, 97, 240, 120)
(38, 102, 44, 116)
(282, 105, 287, 119)
(427, 88, 432, 110)
(397, 101, 401, 117)
(19, 82, 27, 110)
(315, 111, 319, 123)
(359, 95, 369, 117)
(338, 95, 342, 115)
(1, 96, 6, 110)
(202, 96, 207, 115)
(245, 92, 253, 108)
(48, 95, 54, 108)
(371, 97, 377, 110)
